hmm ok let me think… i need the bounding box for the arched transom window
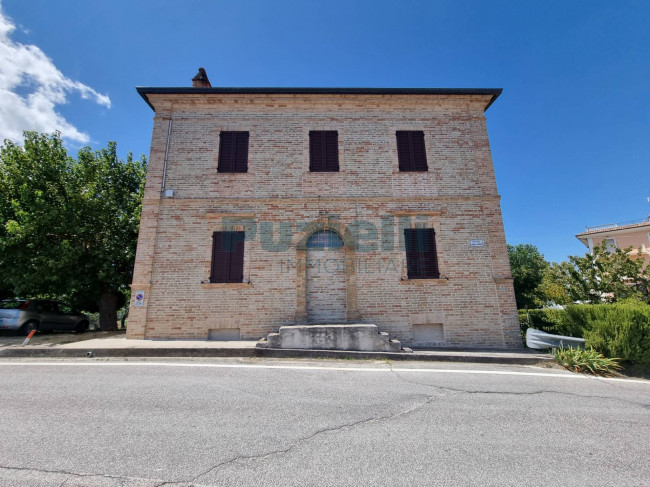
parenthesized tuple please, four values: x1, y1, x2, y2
(306, 229, 344, 249)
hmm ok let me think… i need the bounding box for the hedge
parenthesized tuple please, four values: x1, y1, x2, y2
(519, 300, 650, 363)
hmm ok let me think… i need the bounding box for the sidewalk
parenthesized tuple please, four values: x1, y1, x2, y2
(0, 335, 553, 365)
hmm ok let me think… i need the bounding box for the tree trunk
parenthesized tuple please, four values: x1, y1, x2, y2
(98, 292, 119, 331)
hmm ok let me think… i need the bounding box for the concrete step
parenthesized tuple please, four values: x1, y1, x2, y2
(258, 324, 409, 353)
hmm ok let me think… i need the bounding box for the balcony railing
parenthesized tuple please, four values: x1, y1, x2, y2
(585, 216, 650, 232)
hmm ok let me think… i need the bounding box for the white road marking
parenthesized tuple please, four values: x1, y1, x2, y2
(0, 360, 648, 384)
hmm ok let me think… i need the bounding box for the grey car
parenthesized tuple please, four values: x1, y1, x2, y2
(0, 299, 90, 335)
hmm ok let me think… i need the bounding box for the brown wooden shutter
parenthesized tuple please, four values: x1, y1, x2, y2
(234, 132, 249, 172)
(396, 131, 428, 171)
(324, 131, 339, 171)
(309, 131, 339, 171)
(420, 228, 440, 278)
(218, 132, 233, 172)
(396, 132, 412, 171)
(210, 232, 227, 283)
(227, 231, 245, 283)
(210, 231, 245, 283)
(309, 131, 322, 171)
(411, 131, 428, 171)
(404, 229, 422, 278)
(218, 132, 249, 172)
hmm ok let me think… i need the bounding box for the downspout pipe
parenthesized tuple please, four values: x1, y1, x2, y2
(161, 118, 172, 191)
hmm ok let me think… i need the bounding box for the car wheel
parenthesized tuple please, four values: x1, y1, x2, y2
(20, 320, 38, 336)
(75, 321, 89, 333)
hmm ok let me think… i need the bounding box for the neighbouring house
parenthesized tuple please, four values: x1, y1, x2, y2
(126, 68, 521, 349)
(576, 217, 650, 266)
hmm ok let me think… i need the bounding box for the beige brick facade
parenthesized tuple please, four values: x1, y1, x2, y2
(127, 88, 521, 348)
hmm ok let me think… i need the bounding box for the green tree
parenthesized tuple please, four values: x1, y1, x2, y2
(538, 262, 572, 306)
(547, 242, 649, 304)
(0, 132, 147, 330)
(507, 243, 548, 309)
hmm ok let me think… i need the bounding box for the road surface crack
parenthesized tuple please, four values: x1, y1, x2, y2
(182, 394, 437, 484)
(0, 464, 168, 487)
(390, 370, 650, 408)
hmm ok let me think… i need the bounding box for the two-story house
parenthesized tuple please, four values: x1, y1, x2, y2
(127, 69, 521, 349)
(576, 217, 650, 265)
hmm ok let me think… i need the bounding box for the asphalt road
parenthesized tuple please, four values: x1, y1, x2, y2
(0, 358, 648, 486)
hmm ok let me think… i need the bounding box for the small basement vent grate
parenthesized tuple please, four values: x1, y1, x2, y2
(208, 328, 241, 340)
(412, 323, 444, 346)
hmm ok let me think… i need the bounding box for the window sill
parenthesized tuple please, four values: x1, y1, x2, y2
(399, 278, 449, 285)
(201, 282, 252, 289)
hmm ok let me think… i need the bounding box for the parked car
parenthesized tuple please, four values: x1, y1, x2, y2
(0, 299, 90, 335)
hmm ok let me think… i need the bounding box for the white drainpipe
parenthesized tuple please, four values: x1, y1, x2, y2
(161, 118, 173, 191)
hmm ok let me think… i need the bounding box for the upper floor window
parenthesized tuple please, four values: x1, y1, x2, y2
(404, 228, 440, 279)
(309, 131, 339, 172)
(210, 231, 245, 283)
(396, 131, 428, 172)
(604, 238, 617, 253)
(218, 131, 249, 173)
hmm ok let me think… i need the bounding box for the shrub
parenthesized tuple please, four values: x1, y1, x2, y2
(553, 347, 621, 375)
(518, 308, 567, 336)
(519, 300, 650, 364)
(579, 301, 650, 364)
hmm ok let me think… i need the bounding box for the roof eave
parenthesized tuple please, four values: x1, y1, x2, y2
(576, 221, 650, 239)
(136, 87, 502, 112)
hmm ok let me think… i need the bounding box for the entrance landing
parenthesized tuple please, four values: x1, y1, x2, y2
(257, 324, 410, 353)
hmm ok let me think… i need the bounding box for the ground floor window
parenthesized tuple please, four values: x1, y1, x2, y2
(210, 231, 245, 283)
(404, 228, 440, 279)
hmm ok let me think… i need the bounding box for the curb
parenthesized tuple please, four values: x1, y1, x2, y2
(0, 347, 552, 365)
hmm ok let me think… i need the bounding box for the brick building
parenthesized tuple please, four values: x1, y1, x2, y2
(127, 70, 521, 349)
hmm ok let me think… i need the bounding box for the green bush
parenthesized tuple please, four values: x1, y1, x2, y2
(578, 301, 650, 364)
(520, 300, 650, 364)
(518, 308, 568, 336)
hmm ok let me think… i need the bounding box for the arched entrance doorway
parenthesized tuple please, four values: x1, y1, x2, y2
(305, 230, 346, 323)
(294, 218, 359, 324)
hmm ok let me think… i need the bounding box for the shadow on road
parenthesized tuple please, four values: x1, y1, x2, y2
(0, 329, 126, 348)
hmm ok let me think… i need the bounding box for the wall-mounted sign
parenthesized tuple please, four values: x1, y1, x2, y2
(470, 239, 484, 247)
(134, 291, 145, 307)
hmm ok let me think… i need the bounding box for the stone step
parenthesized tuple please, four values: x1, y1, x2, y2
(258, 324, 409, 353)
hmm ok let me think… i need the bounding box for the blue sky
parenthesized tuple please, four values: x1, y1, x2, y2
(1, 0, 648, 263)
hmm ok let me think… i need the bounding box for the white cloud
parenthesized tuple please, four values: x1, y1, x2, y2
(0, 2, 110, 144)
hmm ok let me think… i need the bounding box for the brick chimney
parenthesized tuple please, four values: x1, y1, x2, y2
(192, 67, 211, 88)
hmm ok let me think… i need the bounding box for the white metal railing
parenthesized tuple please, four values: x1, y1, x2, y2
(585, 216, 650, 232)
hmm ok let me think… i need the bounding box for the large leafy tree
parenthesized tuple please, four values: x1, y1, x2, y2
(537, 262, 573, 306)
(545, 242, 649, 305)
(0, 132, 147, 330)
(507, 243, 548, 309)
